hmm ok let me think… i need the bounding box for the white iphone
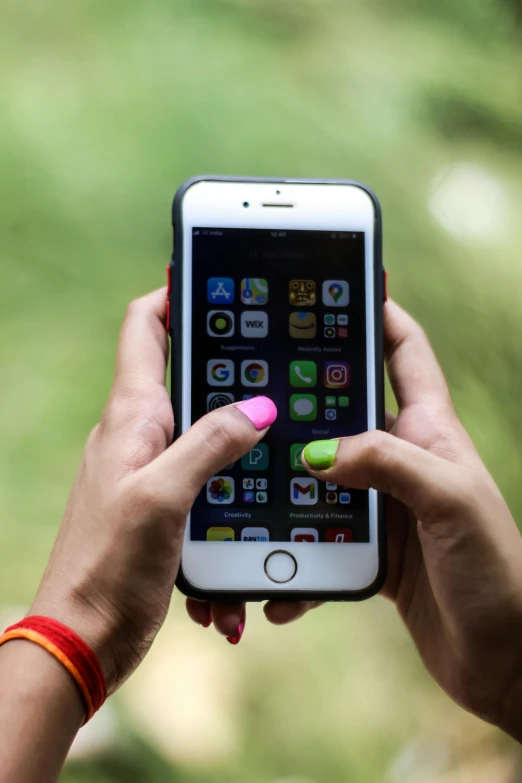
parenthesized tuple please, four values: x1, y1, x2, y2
(169, 177, 385, 601)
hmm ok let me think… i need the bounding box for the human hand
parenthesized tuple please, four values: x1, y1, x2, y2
(298, 301, 522, 740)
(29, 288, 279, 693)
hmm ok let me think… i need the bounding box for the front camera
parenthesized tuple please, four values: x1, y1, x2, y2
(243, 201, 250, 208)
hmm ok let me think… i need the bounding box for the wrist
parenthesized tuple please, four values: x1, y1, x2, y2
(28, 592, 127, 694)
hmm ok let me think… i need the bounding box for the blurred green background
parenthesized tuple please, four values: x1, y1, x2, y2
(2, 0, 522, 780)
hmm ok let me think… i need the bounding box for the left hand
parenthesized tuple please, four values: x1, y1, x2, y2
(29, 288, 287, 691)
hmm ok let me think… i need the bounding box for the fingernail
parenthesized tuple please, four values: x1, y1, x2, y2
(303, 439, 339, 470)
(200, 605, 212, 628)
(227, 612, 245, 645)
(236, 396, 277, 431)
(227, 621, 244, 645)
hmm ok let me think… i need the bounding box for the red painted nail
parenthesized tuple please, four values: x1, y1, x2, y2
(201, 606, 212, 628)
(226, 619, 244, 645)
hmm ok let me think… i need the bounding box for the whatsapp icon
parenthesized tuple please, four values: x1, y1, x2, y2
(289, 443, 307, 472)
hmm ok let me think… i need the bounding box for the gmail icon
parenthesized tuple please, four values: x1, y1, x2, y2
(290, 477, 318, 505)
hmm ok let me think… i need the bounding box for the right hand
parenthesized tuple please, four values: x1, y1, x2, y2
(300, 301, 522, 741)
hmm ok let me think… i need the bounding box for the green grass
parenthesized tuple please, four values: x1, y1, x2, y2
(1, 1, 522, 780)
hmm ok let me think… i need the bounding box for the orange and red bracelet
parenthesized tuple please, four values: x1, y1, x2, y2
(0, 616, 107, 723)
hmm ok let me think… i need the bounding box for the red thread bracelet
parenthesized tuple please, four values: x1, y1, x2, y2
(0, 616, 107, 723)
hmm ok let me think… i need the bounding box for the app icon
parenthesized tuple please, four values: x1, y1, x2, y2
(289, 312, 316, 339)
(291, 528, 319, 541)
(243, 491, 255, 503)
(290, 394, 317, 421)
(289, 280, 316, 306)
(337, 314, 348, 325)
(240, 311, 268, 337)
(256, 478, 268, 490)
(325, 408, 337, 421)
(326, 528, 353, 543)
(339, 492, 351, 504)
(290, 479, 318, 505)
(326, 482, 337, 490)
(241, 360, 269, 387)
(289, 360, 317, 388)
(207, 476, 235, 504)
(322, 280, 349, 307)
(338, 395, 349, 407)
(241, 443, 269, 470)
(324, 326, 336, 338)
(207, 392, 234, 411)
(207, 526, 235, 541)
(241, 278, 268, 306)
(256, 491, 268, 503)
(207, 278, 234, 304)
(241, 527, 269, 542)
(326, 491, 338, 504)
(243, 478, 255, 490)
(289, 443, 307, 471)
(324, 362, 350, 388)
(207, 359, 234, 386)
(324, 314, 335, 325)
(325, 395, 336, 407)
(337, 327, 348, 339)
(207, 310, 235, 338)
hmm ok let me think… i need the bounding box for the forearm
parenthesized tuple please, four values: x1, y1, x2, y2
(0, 640, 84, 783)
(499, 674, 522, 744)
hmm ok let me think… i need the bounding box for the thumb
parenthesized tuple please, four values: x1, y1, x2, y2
(301, 431, 468, 525)
(138, 396, 277, 511)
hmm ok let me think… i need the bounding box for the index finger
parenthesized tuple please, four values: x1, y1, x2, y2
(113, 287, 169, 393)
(384, 299, 452, 410)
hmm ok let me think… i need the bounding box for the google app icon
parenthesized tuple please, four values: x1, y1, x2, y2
(207, 359, 234, 386)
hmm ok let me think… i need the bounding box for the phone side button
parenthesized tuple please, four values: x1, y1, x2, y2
(264, 550, 297, 584)
(166, 264, 171, 297)
(165, 300, 171, 333)
(383, 268, 388, 302)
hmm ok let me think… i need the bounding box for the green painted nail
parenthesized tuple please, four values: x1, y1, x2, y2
(303, 440, 339, 470)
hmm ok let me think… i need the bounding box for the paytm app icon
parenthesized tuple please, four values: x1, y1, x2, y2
(241, 527, 269, 542)
(207, 278, 235, 304)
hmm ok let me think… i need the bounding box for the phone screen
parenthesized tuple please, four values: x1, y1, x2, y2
(188, 227, 370, 544)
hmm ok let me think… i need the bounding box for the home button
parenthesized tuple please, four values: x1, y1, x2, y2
(264, 550, 298, 584)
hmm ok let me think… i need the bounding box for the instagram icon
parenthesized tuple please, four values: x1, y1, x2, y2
(324, 361, 350, 388)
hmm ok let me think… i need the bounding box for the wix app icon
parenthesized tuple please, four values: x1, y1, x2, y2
(240, 311, 268, 337)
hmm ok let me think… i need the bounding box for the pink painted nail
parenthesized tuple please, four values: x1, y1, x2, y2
(227, 620, 244, 645)
(236, 396, 277, 431)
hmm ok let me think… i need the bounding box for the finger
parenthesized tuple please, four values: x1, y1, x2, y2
(210, 602, 245, 640)
(302, 431, 467, 524)
(113, 288, 169, 394)
(264, 600, 323, 625)
(385, 409, 396, 432)
(186, 598, 212, 628)
(138, 396, 277, 510)
(384, 300, 452, 410)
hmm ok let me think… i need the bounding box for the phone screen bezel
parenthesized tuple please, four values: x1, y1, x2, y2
(176, 180, 382, 595)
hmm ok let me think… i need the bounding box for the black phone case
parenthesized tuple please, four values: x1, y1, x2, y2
(170, 176, 386, 602)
